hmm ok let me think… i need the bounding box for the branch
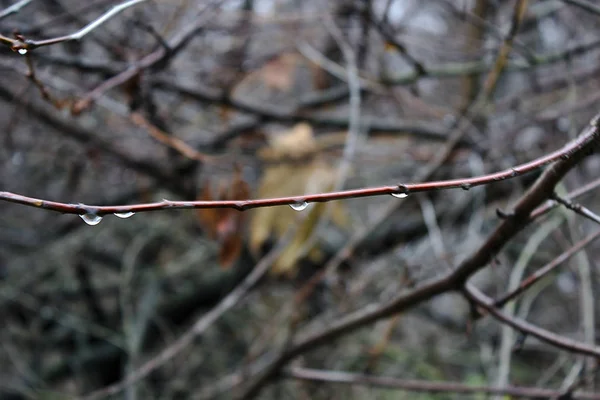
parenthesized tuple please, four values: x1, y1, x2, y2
(494, 229, 600, 308)
(0, 0, 33, 21)
(2, 116, 598, 223)
(563, 0, 600, 16)
(0, 0, 149, 52)
(237, 114, 600, 399)
(465, 284, 600, 357)
(552, 192, 600, 225)
(284, 367, 600, 399)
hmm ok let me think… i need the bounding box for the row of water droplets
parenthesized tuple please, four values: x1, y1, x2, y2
(80, 181, 477, 223)
(79, 211, 135, 225)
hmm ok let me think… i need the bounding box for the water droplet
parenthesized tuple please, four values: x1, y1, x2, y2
(391, 192, 408, 199)
(17, 48, 27, 55)
(80, 213, 103, 226)
(114, 211, 135, 219)
(289, 201, 309, 211)
(461, 183, 472, 191)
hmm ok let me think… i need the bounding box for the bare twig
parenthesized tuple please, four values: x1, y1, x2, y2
(284, 367, 600, 399)
(465, 284, 600, 357)
(552, 192, 600, 225)
(494, 229, 600, 308)
(0, 123, 597, 219)
(0, 0, 33, 21)
(563, 0, 600, 16)
(0, 0, 149, 51)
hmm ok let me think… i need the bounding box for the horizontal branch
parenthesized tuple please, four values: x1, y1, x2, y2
(285, 367, 600, 399)
(1, 117, 598, 223)
(152, 79, 452, 141)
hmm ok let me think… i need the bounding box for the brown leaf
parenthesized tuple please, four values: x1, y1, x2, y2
(197, 167, 250, 269)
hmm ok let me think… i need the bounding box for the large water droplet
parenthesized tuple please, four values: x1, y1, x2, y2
(391, 192, 408, 199)
(461, 183, 472, 191)
(114, 211, 135, 219)
(289, 201, 309, 211)
(17, 48, 27, 55)
(80, 213, 103, 226)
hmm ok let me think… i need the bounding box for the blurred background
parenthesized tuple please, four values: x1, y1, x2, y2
(1, 0, 600, 398)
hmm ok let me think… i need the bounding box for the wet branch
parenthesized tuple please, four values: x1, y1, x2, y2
(1, 116, 598, 222)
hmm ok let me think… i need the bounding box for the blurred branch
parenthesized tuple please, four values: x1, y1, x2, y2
(563, 0, 600, 16)
(0, 0, 149, 52)
(0, 0, 33, 21)
(71, 0, 222, 114)
(284, 367, 600, 399)
(465, 284, 600, 357)
(493, 229, 600, 308)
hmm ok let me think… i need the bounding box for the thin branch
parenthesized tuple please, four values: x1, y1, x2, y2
(284, 367, 600, 399)
(0, 0, 149, 52)
(2, 112, 598, 221)
(152, 78, 451, 141)
(563, 0, 600, 16)
(494, 229, 600, 308)
(71, 0, 222, 114)
(129, 112, 214, 163)
(552, 192, 600, 225)
(530, 176, 600, 219)
(465, 284, 600, 357)
(0, 0, 33, 21)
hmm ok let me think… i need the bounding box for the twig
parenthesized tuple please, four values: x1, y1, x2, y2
(284, 367, 600, 399)
(563, 0, 600, 16)
(129, 112, 214, 163)
(552, 192, 600, 225)
(530, 177, 600, 219)
(494, 229, 600, 308)
(71, 0, 222, 114)
(0, 0, 33, 21)
(0, 0, 149, 51)
(465, 284, 600, 357)
(1, 118, 598, 220)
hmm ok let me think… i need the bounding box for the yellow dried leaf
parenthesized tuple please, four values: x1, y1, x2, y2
(249, 124, 348, 277)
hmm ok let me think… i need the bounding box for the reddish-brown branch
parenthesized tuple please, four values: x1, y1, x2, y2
(284, 367, 600, 399)
(1, 118, 598, 219)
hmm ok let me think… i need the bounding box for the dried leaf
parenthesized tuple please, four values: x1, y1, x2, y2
(250, 124, 348, 277)
(197, 167, 249, 269)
